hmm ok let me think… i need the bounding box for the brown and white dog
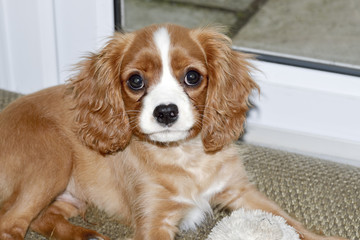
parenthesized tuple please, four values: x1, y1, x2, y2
(0, 24, 345, 240)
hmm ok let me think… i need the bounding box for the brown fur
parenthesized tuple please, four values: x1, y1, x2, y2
(0, 24, 345, 240)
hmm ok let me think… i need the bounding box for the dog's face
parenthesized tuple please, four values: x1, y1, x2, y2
(121, 26, 207, 144)
(71, 24, 258, 154)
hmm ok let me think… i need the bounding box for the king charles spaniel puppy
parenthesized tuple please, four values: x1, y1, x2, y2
(0, 24, 345, 240)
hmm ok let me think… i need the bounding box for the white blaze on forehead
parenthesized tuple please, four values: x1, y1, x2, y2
(138, 27, 195, 143)
(153, 27, 171, 82)
(151, 27, 187, 105)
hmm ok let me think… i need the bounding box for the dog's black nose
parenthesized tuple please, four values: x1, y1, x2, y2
(153, 104, 179, 126)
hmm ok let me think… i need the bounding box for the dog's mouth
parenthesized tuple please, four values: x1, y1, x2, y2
(148, 129, 190, 143)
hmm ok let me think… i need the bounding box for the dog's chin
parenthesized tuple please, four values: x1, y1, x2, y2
(148, 130, 189, 143)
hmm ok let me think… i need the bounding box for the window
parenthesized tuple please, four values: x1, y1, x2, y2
(115, 0, 360, 76)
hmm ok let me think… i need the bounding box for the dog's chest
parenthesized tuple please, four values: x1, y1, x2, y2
(153, 145, 230, 230)
(131, 140, 239, 230)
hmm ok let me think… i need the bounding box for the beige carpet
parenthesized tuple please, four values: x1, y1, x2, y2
(1, 89, 359, 240)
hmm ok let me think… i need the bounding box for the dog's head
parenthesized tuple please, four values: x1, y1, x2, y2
(70, 24, 258, 154)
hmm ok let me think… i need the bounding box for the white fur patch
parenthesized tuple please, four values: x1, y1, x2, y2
(139, 27, 195, 143)
(172, 180, 227, 231)
(56, 191, 85, 210)
(179, 197, 213, 231)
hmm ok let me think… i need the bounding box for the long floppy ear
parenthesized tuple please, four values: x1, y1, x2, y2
(68, 34, 133, 154)
(193, 28, 259, 153)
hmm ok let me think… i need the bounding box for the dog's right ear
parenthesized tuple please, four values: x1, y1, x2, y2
(69, 33, 134, 154)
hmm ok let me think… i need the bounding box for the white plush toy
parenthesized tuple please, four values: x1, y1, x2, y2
(207, 208, 300, 240)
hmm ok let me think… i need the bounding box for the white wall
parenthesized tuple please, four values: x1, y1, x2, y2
(54, 0, 114, 82)
(0, 0, 114, 94)
(0, 0, 58, 93)
(245, 60, 360, 166)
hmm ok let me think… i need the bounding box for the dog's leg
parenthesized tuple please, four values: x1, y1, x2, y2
(131, 200, 187, 240)
(214, 184, 346, 240)
(0, 165, 71, 239)
(0, 181, 68, 240)
(0, 110, 76, 239)
(30, 196, 109, 240)
(0, 193, 47, 239)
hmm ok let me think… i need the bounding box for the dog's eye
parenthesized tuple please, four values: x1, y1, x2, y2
(184, 70, 202, 86)
(128, 74, 144, 91)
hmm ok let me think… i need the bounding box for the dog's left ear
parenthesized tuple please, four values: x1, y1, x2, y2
(69, 34, 133, 154)
(192, 28, 259, 153)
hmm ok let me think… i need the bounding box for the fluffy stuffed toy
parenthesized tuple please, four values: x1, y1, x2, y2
(207, 208, 300, 240)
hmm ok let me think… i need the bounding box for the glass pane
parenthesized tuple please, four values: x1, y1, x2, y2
(234, 0, 360, 67)
(122, 0, 242, 32)
(122, 0, 360, 68)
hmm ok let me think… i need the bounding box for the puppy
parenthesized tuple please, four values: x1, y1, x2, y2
(0, 24, 345, 240)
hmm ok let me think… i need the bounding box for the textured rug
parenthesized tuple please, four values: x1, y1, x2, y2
(1, 89, 359, 240)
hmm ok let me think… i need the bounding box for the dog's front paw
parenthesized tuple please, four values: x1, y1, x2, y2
(301, 233, 348, 240)
(82, 231, 110, 240)
(323, 237, 348, 240)
(0, 225, 26, 240)
(85, 236, 107, 240)
(0, 230, 23, 240)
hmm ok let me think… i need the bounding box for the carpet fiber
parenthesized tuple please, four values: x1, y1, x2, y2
(1, 89, 358, 240)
